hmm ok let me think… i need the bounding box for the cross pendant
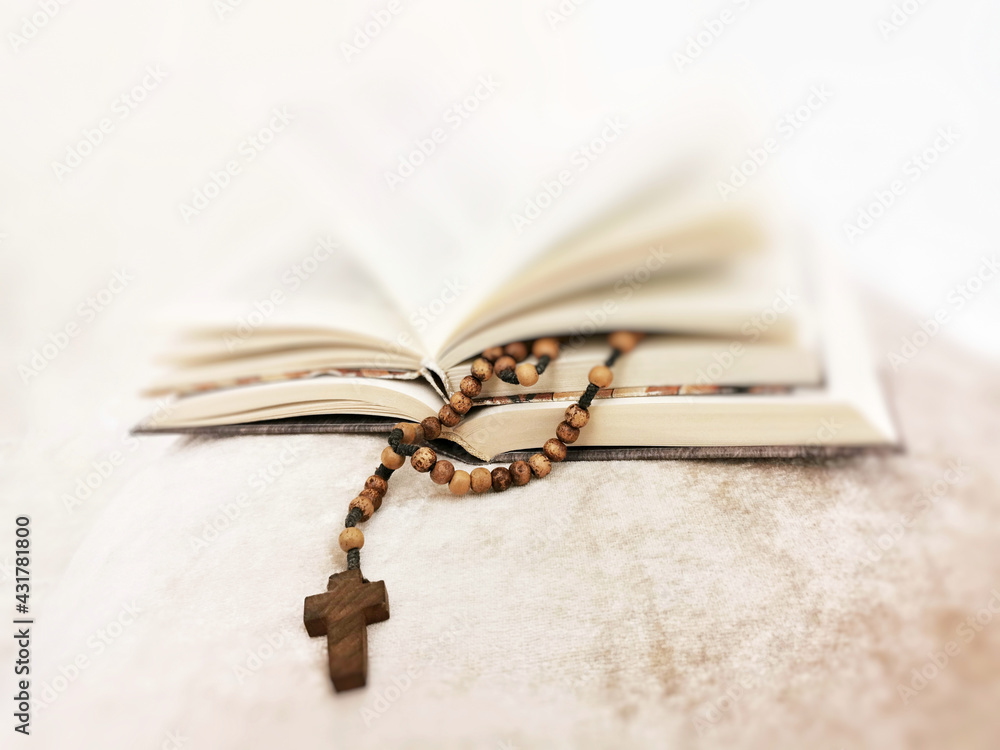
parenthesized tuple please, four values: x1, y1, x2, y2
(303, 568, 389, 692)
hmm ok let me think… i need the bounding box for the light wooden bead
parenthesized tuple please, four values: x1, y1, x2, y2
(471, 358, 493, 382)
(394, 422, 417, 443)
(438, 404, 462, 427)
(532, 337, 560, 360)
(421, 416, 442, 441)
(349, 496, 374, 521)
(564, 404, 590, 428)
(528, 453, 551, 478)
(588, 365, 613, 388)
(449, 470, 471, 495)
(543, 438, 568, 463)
(608, 331, 643, 353)
(430, 460, 455, 485)
(338, 527, 364, 552)
(493, 355, 516, 374)
(556, 421, 580, 444)
(364, 475, 387, 499)
(460, 375, 482, 398)
(470, 467, 493, 493)
(450, 392, 472, 415)
(491, 466, 512, 492)
(509, 460, 531, 486)
(413, 424, 425, 442)
(504, 342, 529, 362)
(411, 446, 437, 472)
(482, 346, 504, 362)
(515, 362, 539, 387)
(359, 487, 383, 511)
(381, 446, 405, 470)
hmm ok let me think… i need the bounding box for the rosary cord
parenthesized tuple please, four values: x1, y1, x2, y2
(336, 332, 644, 570)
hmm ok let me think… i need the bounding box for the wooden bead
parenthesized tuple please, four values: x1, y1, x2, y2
(532, 337, 560, 360)
(482, 346, 504, 362)
(394, 422, 417, 443)
(449, 469, 471, 495)
(471, 358, 493, 382)
(411, 446, 437, 472)
(338, 527, 364, 552)
(491, 466, 512, 492)
(470, 467, 493, 493)
(430, 460, 455, 485)
(359, 487, 383, 510)
(493, 355, 516, 375)
(438, 404, 462, 427)
(543, 438, 568, 462)
(364, 475, 387, 499)
(608, 331, 643, 354)
(528, 453, 551, 478)
(504, 342, 529, 362)
(460, 375, 482, 398)
(421, 416, 442, 441)
(509, 460, 531, 486)
(564, 404, 590, 428)
(413, 424, 425, 442)
(381, 446, 405, 470)
(515, 362, 539, 387)
(556, 421, 580, 444)
(450, 392, 472, 415)
(588, 365, 613, 388)
(349, 496, 374, 521)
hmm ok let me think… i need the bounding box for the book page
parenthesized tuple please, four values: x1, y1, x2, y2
(156, 235, 425, 366)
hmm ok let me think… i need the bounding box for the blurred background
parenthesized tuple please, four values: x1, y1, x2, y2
(2, 1, 999, 748)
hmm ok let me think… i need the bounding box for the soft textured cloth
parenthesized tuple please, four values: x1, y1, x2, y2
(6, 296, 999, 750)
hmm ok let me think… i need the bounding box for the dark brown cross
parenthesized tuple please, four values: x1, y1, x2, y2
(303, 569, 389, 692)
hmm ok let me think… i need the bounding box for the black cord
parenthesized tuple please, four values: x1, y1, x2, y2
(346, 549, 360, 570)
(577, 382, 600, 410)
(345, 506, 363, 527)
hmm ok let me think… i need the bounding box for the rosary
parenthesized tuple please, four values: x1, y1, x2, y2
(303, 331, 643, 691)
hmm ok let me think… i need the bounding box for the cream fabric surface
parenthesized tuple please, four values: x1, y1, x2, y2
(8, 297, 998, 750)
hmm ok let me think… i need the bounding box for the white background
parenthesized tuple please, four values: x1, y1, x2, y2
(2, 3, 999, 747)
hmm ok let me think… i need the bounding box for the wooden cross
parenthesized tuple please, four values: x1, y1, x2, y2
(303, 569, 390, 692)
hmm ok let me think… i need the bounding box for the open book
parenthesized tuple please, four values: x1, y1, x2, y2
(142, 105, 898, 460)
